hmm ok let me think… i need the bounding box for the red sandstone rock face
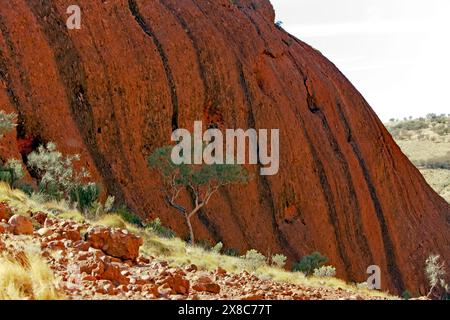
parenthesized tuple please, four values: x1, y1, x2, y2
(0, 0, 448, 294)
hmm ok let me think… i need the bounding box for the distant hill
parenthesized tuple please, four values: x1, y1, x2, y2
(385, 114, 450, 203)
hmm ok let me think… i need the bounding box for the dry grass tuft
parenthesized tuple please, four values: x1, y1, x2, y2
(0, 249, 63, 300)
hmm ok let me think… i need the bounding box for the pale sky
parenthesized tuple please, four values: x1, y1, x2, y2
(270, 0, 450, 121)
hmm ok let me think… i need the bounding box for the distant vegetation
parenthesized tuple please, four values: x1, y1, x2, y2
(385, 114, 450, 203)
(386, 113, 450, 142)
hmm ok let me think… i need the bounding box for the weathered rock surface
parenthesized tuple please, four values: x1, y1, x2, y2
(86, 226, 143, 261)
(0, 0, 448, 294)
(8, 214, 33, 235)
(0, 202, 12, 221)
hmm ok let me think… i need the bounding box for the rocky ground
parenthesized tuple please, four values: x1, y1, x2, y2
(0, 205, 394, 300)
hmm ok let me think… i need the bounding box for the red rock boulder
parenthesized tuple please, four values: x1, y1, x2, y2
(193, 276, 221, 294)
(8, 215, 33, 235)
(0, 222, 13, 234)
(86, 227, 143, 261)
(0, 202, 12, 221)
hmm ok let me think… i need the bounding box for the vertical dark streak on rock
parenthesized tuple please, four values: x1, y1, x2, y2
(335, 102, 406, 292)
(273, 25, 375, 271)
(284, 57, 351, 275)
(288, 31, 406, 290)
(134, 0, 223, 241)
(128, 0, 179, 131)
(236, 58, 298, 259)
(86, 27, 132, 186)
(25, 0, 127, 204)
(160, 0, 224, 127)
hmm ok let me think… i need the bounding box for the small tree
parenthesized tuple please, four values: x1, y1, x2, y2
(148, 145, 250, 244)
(292, 252, 328, 276)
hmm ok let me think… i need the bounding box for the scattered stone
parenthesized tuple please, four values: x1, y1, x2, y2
(32, 211, 48, 225)
(37, 227, 53, 237)
(8, 214, 33, 235)
(215, 267, 227, 276)
(185, 264, 198, 272)
(193, 280, 221, 294)
(137, 256, 151, 265)
(101, 262, 129, 285)
(0, 202, 12, 221)
(163, 274, 190, 295)
(242, 294, 266, 300)
(86, 226, 143, 261)
(73, 240, 90, 251)
(0, 222, 13, 234)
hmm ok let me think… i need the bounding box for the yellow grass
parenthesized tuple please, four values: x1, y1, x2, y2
(0, 250, 63, 300)
(0, 182, 70, 217)
(0, 182, 397, 299)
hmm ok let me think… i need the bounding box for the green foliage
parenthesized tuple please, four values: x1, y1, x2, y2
(197, 239, 214, 251)
(0, 110, 16, 137)
(223, 247, 239, 257)
(104, 195, 115, 213)
(271, 254, 287, 268)
(313, 265, 336, 278)
(275, 20, 284, 28)
(69, 182, 100, 212)
(17, 183, 35, 196)
(114, 205, 142, 226)
(402, 290, 412, 300)
(386, 114, 450, 140)
(148, 145, 252, 244)
(425, 254, 446, 288)
(211, 241, 223, 254)
(148, 146, 250, 189)
(145, 218, 176, 238)
(27, 142, 90, 201)
(241, 249, 267, 271)
(0, 159, 25, 187)
(292, 252, 328, 276)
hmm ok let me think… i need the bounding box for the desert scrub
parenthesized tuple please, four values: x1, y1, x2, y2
(27, 142, 99, 212)
(211, 241, 223, 254)
(145, 218, 176, 238)
(271, 254, 287, 268)
(240, 249, 267, 271)
(293, 252, 328, 276)
(313, 265, 337, 278)
(0, 158, 25, 187)
(114, 205, 142, 226)
(425, 254, 448, 299)
(0, 110, 16, 136)
(0, 250, 63, 300)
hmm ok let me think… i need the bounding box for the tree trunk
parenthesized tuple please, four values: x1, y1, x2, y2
(185, 213, 195, 245)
